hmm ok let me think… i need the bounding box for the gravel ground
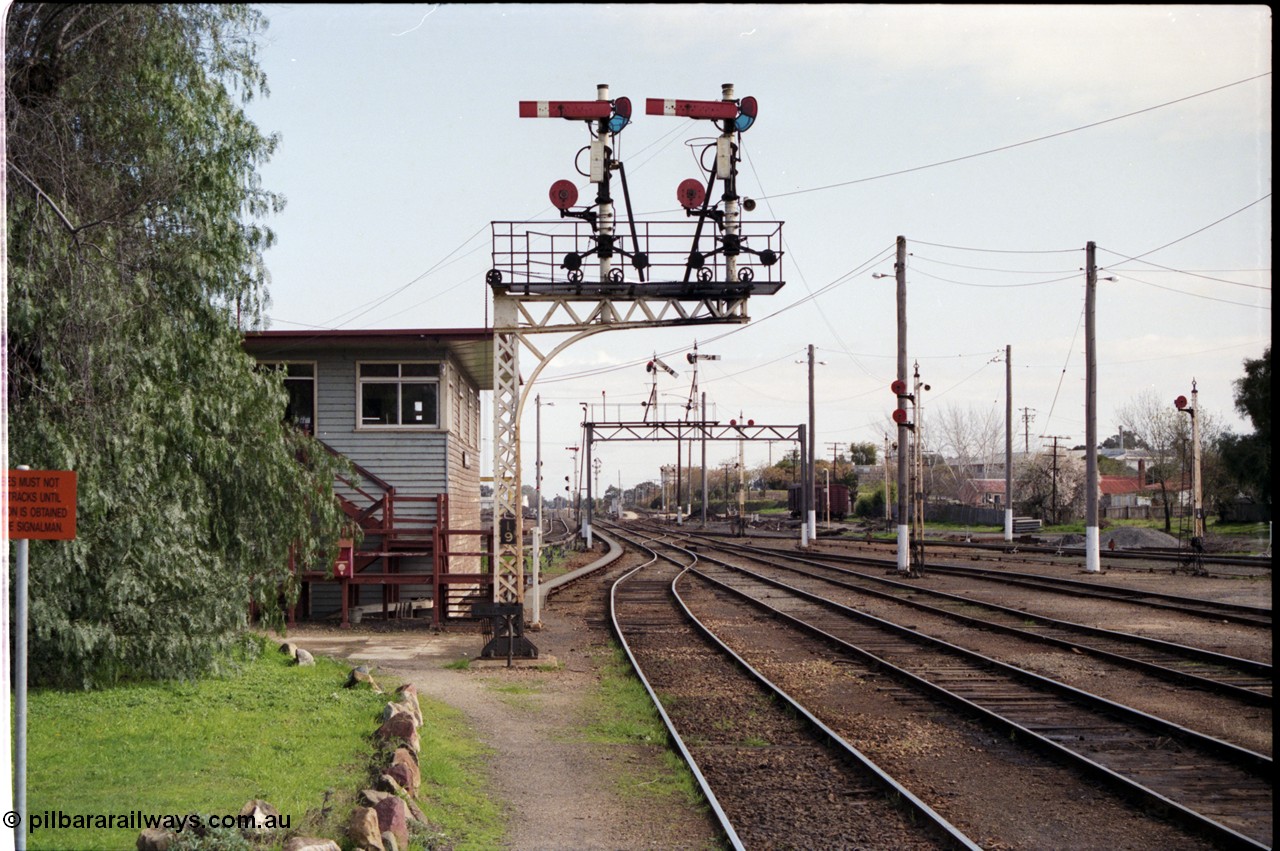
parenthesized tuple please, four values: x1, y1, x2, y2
(283, 543, 722, 851)
(282, 531, 1270, 850)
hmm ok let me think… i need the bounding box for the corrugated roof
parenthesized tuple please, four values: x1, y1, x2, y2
(243, 328, 494, 390)
(1099, 476, 1144, 495)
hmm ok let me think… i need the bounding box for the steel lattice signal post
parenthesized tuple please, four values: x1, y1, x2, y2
(483, 83, 785, 658)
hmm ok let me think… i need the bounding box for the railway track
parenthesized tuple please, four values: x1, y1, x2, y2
(683, 522, 1271, 575)
(660, 529, 1273, 709)
(607, 526, 979, 850)
(606, 521, 1273, 850)
(737, 537, 1273, 629)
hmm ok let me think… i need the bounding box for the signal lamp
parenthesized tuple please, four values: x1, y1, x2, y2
(608, 96, 632, 134)
(561, 252, 583, 272)
(677, 178, 706, 210)
(549, 180, 578, 211)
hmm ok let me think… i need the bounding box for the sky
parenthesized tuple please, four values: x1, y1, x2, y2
(242, 4, 1271, 494)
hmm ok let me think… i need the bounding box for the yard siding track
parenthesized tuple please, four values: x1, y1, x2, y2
(670, 531, 1273, 707)
(670, 539, 1272, 850)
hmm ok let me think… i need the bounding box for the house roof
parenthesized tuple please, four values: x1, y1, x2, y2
(1099, 476, 1144, 495)
(963, 479, 1006, 494)
(243, 328, 494, 390)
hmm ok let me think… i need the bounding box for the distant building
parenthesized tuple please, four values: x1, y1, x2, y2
(958, 478, 1006, 507)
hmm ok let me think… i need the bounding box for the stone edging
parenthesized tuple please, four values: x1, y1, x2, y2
(134, 641, 434, 851)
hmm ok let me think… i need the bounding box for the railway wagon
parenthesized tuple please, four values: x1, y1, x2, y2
(787, 483, 850, 520)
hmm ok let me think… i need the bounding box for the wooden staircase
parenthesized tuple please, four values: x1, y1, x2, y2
(288, 441, 494, 628)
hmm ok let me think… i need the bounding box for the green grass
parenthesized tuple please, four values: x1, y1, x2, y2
(25, 636, 512, 851)
(412, 701, 505, 850)
(25, 636, 391, 851)
(583, 644, 705, 809)
(536, 546, 574, 581)
(486, 680, 543, 711)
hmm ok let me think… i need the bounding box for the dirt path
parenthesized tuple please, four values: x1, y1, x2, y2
(279, 590, 721, 850)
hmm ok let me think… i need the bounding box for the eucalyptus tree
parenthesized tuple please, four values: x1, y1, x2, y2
(6, 4, 347, 687)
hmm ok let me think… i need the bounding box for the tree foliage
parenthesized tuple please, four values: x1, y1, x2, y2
(1219, 347, 1271, 506)
(6, 4, 348, 687)
(1013, 452, 1084, 524)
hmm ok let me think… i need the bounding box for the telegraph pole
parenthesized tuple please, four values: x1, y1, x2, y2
(807, 344, 817, 543)
(701, 392, 709, 526)
(1004, 346, 1014, 542)
(1020, 408, 1036, 454)
(1084, 242, 1100, 573)
(1045, 435, 1070, 526)
(894, 236, 910, 573)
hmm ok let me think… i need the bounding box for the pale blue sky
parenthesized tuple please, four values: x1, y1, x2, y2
(244, 4, 1271, 488)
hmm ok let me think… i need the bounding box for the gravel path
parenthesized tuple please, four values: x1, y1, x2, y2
(280, 548, 721, 850)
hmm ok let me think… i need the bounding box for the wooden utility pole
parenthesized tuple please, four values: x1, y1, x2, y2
(894, 236, 910, 574)
(1020, 407, 1036, 454)
(1084, 242, 1100, 573)
(1005, 345, 1014, 542)
(807, 344, 817, 544)
(1045, 435, 1071, 526)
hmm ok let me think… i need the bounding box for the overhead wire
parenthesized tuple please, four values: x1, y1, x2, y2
(752, 73, 1270, 203)
(1112, 273, 1271, 310)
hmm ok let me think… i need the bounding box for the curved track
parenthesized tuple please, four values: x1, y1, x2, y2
(608, 526, 980, 850)
(604, 521, 1272, 850)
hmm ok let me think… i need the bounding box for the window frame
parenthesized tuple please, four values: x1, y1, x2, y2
(356, 360, 442, 430)
(259, 360, 317, 435)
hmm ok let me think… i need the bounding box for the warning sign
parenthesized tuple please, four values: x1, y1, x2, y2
(7, 470, 78, 540)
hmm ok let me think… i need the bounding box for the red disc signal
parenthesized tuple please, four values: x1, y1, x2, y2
(677, 178, 706, 210)
(891, 380, 907, 395)
(1174, 395, 1188, 410)
(892, 409, 910, 424)
(549, 180, 578, 211)
(730, 418, 737, 426)
(747, 419, 755, 426)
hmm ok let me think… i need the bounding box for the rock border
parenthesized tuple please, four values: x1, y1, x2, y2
(135, 643, 433, 851)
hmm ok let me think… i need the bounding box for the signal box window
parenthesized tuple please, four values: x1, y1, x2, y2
(260, 362, 316, 435)
(359, 362, 440, 428)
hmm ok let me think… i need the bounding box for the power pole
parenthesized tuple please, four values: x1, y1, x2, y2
(807, 343, 817, 544)
(826, 441, 843, 493)
(1045, 435, 1070, 526)
(1084, 242, 1100, 573)
(701, 392, 708, 527)
(894, 235, 910, 574)
(1020, 408, 1036, 454)
(1004, 345, 1014, 542)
